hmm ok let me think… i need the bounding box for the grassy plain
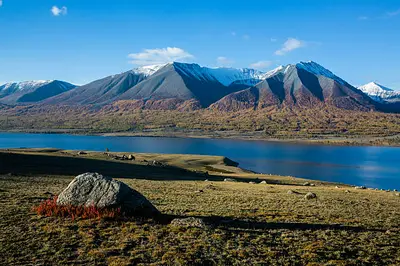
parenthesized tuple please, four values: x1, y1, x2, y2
(0, 149, 399, 265)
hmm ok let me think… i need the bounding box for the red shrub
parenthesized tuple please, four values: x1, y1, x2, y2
(32, 196, 122, 220)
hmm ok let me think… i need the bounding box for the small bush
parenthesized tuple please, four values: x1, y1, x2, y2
(32, 196, 122, 220)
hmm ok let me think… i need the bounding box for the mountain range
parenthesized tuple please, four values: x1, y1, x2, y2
(1, 61, 399, 113)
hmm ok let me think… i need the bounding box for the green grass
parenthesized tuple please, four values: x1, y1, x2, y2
(0, 149, 399, 265)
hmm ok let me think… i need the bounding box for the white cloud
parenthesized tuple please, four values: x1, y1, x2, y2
(231, 31, 237, 36)
(216, 56, 235, 67)
(250, 61, 273, 70)
(275, 38, 305, 56)
(51, 6, 68, 16)
(270, 38, 277, 42)
(0, 0, 3, 7)
(243, 34, 250, 40)
(358, 16, 368, 20)
(128, 47, 194, 65)
(387, 9, 400, 17)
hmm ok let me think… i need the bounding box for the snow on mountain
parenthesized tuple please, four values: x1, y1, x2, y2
(209, 67, 265, 86)
(295, 61, 346, 85)
(0, 80, 53, 94)
(261, 65, 285, 79)
(0, 80, 76, 104)
(132, 64, 169, 76)
(358, 82, 400, 102)
(171, 62, 265, 86)
(131, 62, 266, 86)
(257, 61, 347, 86)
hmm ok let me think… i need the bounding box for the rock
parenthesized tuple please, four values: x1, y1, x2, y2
(394, 189, 398, 192)
(345, 190, 351, 193)
(204, 179, 209, 182)
(249, 181, 256, 184)
(355, 186, 366, 190)
(224, 178, 237, 182)
(303, 182, 311, 186)
(128, 154, 135, 160)
(395, 193, 399, 197)
(335, 186, 340, 189)
(57, 173, 159, 216)
(170, 217, 207, 229)
(305, 192, 317, 200)
(195, 190, 204, 193)
(77, 151, 87, 155)
(310, 184, 316, 187)
(149, 160, 165, 167)
(287, 190, 297, 194)
(260, 181, 267, 184)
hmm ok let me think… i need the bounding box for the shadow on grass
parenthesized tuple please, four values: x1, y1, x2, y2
(157, 214, 384, 233)
(0, 151, 218, 181)
(0, 150, 293, 184)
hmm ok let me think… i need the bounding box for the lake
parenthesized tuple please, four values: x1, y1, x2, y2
(0, 133, 399, 190)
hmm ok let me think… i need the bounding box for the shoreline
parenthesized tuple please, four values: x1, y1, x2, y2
(0, 148, 348, 188)
(1, 129, 400, 147)
(1, 148, 399, 191)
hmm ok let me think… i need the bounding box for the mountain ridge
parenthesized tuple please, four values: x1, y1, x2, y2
(2, 61, 399, 113)
(0, 80, 76, 104)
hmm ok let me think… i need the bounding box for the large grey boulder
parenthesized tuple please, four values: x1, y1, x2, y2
(57, 173, 159, 216)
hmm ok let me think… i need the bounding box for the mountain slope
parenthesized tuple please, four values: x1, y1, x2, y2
(358, 82, 400, 103)
(44, 62, 263, 108)
(0, 80, 75, 104)
(43, 71, 148, 105)
(211, 62, 376, 111)
(116, 62, 246, 107)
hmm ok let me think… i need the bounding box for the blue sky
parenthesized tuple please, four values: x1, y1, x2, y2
(0, 0, 399, 89)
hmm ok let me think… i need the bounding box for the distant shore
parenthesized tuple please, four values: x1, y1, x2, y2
(1, 128, 400, 147)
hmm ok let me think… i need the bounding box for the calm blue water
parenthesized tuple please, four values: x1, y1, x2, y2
(0, 133, 399, 190)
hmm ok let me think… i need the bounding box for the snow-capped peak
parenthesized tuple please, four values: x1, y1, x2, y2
(295, 61, 346, 85)
(358, 82, 400, 102)
(0, 80, 53, 92)
(170, 62, 265, 86)
(132, 63, 169, 76)
(358, 82, 393, 93)
(261, 65, 285, 79)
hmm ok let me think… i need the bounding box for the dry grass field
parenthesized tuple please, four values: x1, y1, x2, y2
(1, 105, 400, 146)
(0, 149, 399, 265)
